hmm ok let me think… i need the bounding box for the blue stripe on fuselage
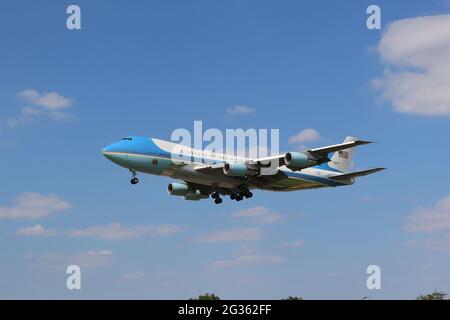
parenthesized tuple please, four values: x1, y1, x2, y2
(281, 170, 348, 187)
(312, 162, 342, 173)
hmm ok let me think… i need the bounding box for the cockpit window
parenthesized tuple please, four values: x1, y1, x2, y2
(122, 137, 133, 141)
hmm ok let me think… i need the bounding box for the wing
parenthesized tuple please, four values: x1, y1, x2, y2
(307, 139, 372, 156)
(248, 139, 373, 168)
(195, 139, 375, 176)
(194, 163, 227, 174)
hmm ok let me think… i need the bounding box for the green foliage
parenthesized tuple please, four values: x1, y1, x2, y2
(417, 290, 448, 300)
(190, 293, 221, 300)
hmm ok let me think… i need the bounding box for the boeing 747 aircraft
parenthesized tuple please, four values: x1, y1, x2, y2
(102, 136, 384, 204)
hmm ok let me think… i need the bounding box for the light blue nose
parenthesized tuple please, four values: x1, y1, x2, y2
(102, 144, 115, 159)
(102, 143, 129, 167)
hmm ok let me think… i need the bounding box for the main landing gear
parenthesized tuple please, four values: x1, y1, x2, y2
(211, 192, 223, 204)
(130, 169, 139, 185)
(230, 190, 253, 201)
(211, 190, 253, 204)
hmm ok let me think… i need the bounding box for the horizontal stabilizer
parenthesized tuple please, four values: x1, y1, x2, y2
(330, 168, 385, 180)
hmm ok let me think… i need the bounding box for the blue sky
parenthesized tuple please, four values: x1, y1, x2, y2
(1, 0, 450, 299)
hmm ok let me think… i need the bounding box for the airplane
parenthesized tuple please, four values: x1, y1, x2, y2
(102, 136, 384, 204)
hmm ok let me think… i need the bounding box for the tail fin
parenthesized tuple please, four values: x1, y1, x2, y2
(328, 136, 358, 172)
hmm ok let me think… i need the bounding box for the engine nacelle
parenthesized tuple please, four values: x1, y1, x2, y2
(167, 182, 189, 196)
(223, 162, 247, 177)
(284, 152, 313, 170)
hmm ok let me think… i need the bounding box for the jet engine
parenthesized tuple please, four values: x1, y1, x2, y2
(223, 163, 247, 177)
(284, 152, 315, 170)
(167, 182, 208, 201)
(167, 182, 189, 196)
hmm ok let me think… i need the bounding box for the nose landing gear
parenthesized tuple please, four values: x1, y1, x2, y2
(130, 169, 139, 185)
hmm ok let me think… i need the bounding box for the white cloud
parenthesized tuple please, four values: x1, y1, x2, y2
(18, 89, 73, 110)
(280, 240, 304, 248)
(17, 224, 57, 236)
(209, 253, 283, 269)
(373, 14, 450, 116)
(20, 106, 42, 117)
(122, 271, 146, 280)
(406, 196, 450, 232)
(196, 227, 262, 243)
(0, 193, 70, 219)
(67, 222, 183, 240)
(26, 250, 113, 269)
(8, 89, 74, 127)
(231, 206, 281, 224)
(226, 105, 255, 115)
(288, 128, 320, 144)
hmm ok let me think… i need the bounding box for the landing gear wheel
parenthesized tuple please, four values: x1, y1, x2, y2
(244, 191, 253, 198)
(130, 169, 138, 185)
(230, 194, 236, 200)
(236, 195, 243, 201)
(214, 198, 223, 204)
(211, 192, 219, 199)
